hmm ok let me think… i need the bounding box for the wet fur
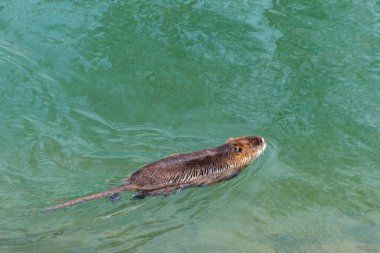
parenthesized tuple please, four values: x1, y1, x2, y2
(42, 136, 265, 212)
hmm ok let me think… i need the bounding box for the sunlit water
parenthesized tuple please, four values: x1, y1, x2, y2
(1, 1, 379, 252)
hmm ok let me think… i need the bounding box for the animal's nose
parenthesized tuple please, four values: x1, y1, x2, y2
(255, 136, 262, 143)
(255, 136, 265, 146)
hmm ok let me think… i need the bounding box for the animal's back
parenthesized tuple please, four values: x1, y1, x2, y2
(126, 148, 221, 190)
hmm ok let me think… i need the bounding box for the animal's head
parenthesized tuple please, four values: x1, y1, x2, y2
(225, 136, 266, 169)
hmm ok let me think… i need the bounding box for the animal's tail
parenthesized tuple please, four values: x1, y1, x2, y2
(41, 184, 131, 212)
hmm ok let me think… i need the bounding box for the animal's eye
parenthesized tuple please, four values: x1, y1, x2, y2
(235, 147, 242, 154)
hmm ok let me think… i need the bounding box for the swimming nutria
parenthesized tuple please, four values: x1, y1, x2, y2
(42, 136, 266, 212)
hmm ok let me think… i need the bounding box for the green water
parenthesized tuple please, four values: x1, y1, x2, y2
(1, 0, 379, 252)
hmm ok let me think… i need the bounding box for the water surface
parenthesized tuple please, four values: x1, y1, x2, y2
(0, 0, 379, 252)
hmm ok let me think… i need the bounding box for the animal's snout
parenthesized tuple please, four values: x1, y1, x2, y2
(254, 136, 265, 146)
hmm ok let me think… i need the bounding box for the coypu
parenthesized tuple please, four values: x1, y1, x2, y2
(42, 136, 266, 212)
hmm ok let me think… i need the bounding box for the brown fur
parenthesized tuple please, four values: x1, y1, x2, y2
(42, 136, 266, 212)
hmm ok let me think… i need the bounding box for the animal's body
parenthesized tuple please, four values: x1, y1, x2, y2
(42, 136, 266, 212)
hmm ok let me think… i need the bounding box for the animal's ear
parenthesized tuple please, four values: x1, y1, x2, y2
(226, 137, 235, 143)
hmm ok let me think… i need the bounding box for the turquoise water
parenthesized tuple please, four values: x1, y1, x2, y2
(1, 0, 379, 252)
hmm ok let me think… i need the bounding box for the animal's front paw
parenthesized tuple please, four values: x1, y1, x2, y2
(109, 193, 121, 202)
